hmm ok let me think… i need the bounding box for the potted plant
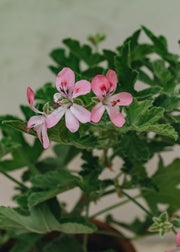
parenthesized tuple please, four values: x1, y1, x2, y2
(1, 26, 180, 252)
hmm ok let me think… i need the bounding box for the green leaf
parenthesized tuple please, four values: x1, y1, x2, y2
(53, 144, 80, 166)
(0, 119, 44, 174)
(0, 204, 96, 234)
(125, 99, 178, 140)
(135, 86, 161, 100)
(153, 94, 180, 111)
(20, 105, 35, 121)
(152, 60, 175, 92)
(0, 137, 21, 159)
(126, 99, 162, 126)
(10, 233, 41, 252)
(82, 66, 104, 78)
(3, 119, 99, 149)
(142, 159, 180, 215)
(44, 235, 84, 252)
(63, 38, 105, 67)
(142, 26, 167, 52)
(35, 83, 57, 102)
(142, 26, 178, 64)
(123, 29, 141, 51)
(48, 65, 62, 75)
(131, 44, 154, 61)
(117, 133, 150, 165)
(114, 42, 138, 94)
(50, 49, 80, 72)
(31, 169, 79, 190)
(103, 49, 116, 69)
(138, 70, 156, 86)
(28, 169, 80, 207)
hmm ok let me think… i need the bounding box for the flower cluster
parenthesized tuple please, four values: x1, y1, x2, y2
(27, 67, 133, 148)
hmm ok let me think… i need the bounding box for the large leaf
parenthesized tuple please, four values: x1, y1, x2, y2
(0, 118, 44, 173)
(3, 119, 99, 149)
(43, 235, 84, 252)
(0, 204, 96, 234)
(142, 159, 180, 215)
(10, 233, 41, 252)
(28, 169, 80, 207)
(0, 137, 21, 159)
(124, 99, 178, 140)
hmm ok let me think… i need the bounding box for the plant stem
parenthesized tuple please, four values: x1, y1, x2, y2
(90, 194, 140, 219)
(121, 190, 152, 216)
(0, 170, 28, 190)
(83, 203, 89, 252)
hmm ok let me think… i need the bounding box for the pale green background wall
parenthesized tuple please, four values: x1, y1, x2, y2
(1, 0, 180, 116)
(1, 1, 180, 250)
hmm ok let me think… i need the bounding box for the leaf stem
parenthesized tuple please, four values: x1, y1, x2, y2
(0, 170, 28, 190)
(90, 194, 140, 219)
(121, 190, 152, 216)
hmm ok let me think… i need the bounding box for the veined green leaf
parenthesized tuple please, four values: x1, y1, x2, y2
(0, 204, 96, 234)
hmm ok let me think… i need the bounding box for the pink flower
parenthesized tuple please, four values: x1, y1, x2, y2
(176, 232, 180, 246)
(46, 67, 91, 133)
(91, 70, 133, 127)
(26, 87, 50, 149)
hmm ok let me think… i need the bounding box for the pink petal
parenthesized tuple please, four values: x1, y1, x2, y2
(70, 103, 91, 123)
(34, 124, 43, 144)
(73, 80, 91, 98)
(27, 87, 34, 109)
(109, 92, 133, 106)
(27, 115, 45, 132)
(91, 103, 105, 123)
(54, 93, 62, 103)
(106, 105, 125, 127)
(106, 70, 117, 93)
(27, 87, 42, 114)
(91, 75, 110, 101)
(65, 109, 79, 132)
(56, 67, 75, 97)
(46, 107, 65, 128)
(42, 124, 50, 149)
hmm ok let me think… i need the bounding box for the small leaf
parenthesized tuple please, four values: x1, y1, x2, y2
(35, 83, 57, 102)
(63, 38, 105, 67)
(114, 42, 138, 94)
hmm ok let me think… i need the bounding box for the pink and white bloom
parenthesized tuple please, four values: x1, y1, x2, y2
(26, 87, 50, 149)
(91, 70, 133, 127)
(46, 67, 91, 133)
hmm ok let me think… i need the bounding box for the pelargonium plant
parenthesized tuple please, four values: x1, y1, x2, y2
(1, 26, 180, 251)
